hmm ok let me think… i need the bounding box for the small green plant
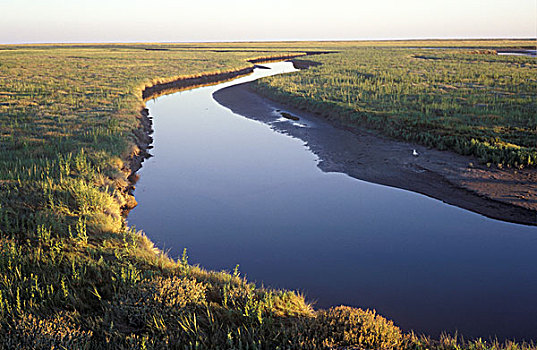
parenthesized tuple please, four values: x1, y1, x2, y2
(75, 217, 88, 245)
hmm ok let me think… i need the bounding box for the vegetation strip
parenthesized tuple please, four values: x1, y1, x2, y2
(255, 48, 537, 168)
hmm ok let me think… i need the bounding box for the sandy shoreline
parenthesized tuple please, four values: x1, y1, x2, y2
(213, 82, 537, 226)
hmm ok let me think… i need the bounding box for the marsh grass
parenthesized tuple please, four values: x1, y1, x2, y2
(255, 45, 537, 168)
(0, 41, 536, 348)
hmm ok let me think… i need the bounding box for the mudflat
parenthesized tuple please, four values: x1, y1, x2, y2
(214, 82, 537, 225)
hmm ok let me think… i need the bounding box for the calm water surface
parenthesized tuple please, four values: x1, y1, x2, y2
(129, 62, 537, 341)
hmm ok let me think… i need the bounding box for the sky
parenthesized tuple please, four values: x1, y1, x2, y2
(1, 0, 536, 43)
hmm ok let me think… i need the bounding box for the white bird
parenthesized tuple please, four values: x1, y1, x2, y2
(412, 149, 419, 157)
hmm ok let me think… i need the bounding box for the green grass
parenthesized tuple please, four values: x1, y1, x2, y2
(254, 44, 537, 168)
(0, 41, 536, 349)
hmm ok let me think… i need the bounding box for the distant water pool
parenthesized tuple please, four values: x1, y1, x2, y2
(129, 61, 537, 341)
(497, 50, 536, 57)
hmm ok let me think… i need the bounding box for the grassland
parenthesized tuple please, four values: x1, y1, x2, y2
(0, 41, 536, 349)
(254, 43, 537, 168)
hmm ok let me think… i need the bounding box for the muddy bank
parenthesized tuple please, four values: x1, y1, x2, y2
(213, 83, 537, 226)
(141, 54, 319, 100)
(142, 67, 255, 100)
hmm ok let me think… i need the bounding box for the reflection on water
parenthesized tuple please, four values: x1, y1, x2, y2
(129, 61, 537, 341)
(497, 50, 536, 57)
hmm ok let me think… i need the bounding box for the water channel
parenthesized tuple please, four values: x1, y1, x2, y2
(129, 61, 537, 341)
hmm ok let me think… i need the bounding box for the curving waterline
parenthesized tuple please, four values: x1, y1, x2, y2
(128, 61, 537, 341)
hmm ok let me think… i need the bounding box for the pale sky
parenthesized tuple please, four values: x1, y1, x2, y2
(1, 0, 536, 43)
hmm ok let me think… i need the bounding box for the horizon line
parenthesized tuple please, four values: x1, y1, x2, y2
(1, 37, 536, 46)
